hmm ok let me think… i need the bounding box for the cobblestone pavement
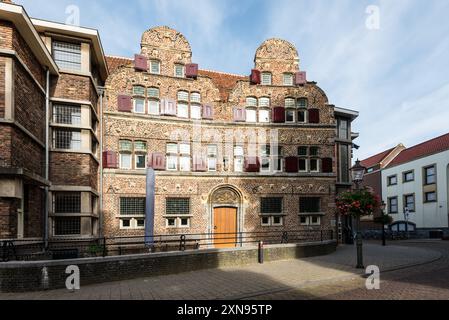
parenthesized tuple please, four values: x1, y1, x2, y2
(0, 241, 447, 300)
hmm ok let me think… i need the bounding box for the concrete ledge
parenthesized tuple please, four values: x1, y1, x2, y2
(0, 240, 336, 292)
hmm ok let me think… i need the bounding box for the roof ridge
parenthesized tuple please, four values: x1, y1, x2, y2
(106, 54, 133, 60)
(403, 132, 449, 151)
(199, 68, 246, 78)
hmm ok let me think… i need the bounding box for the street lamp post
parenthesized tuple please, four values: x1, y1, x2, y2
(350, 159, 366, 269)
(380, 201, 387, 246)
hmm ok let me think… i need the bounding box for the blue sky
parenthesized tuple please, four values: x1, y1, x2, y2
(16, 0, 449, 160)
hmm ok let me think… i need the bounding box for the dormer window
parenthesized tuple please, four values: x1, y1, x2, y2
(150, 60, 160, 74)
(174, 64, 185, 78)
(283, 73, 293, 86)
(261, 72, 272, 85)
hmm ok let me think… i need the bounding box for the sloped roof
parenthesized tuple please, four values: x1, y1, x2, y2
(361, 148, 395, 169)
(387, 132, 449, 168)
(105, 55, 133, 73)
(198, 69, 246, 101)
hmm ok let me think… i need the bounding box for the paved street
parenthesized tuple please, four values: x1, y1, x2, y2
(1, 241, 448, 300)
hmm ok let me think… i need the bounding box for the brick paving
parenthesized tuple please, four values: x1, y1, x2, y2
(0, 241, 447, 300)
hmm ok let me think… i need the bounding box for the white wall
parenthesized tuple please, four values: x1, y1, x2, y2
(382, 150, 449, 229)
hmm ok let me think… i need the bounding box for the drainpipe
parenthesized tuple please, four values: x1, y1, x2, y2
(44, 68, 50, 249)
(98, 86, 105, 238)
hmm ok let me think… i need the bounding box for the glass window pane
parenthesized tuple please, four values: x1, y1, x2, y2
(53, 105, 81, 125)
(177, 103, 189, 118)
(179, 143, 191, 155)
(191, 105, 202, 119)
(246, 109, 257, 123)
(53, 41, 81, 71)
(167, 143, 178, 154)
(180, 157, 191, 172)
(148, 100, 160, 115)
(150, 60, 160, 74)
(283, 74, 293, 86)
(166, 198, 190, 215)
(120, 154, 132, 169)
(259, 109, 270, 123)
(259, 97, 270, 107)
(261, 73, 272, 85)
(147, 87, 160, 98)
(190, 93, 201, 103)
(177, 91, 189, 101)
(120, 198, 145, 215)
(285, 98, 295, 108)
(135, 155, 146, 169)
(132, 86, 145, 96)
(134, 98, 145, 113)
(246, 97, 258, 107)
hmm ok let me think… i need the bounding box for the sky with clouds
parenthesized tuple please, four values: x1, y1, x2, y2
(15, 0, 449, 160)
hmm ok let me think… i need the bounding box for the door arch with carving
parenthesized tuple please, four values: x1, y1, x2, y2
(209, 186, 243, 248)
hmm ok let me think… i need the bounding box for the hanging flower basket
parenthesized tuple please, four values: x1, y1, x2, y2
(336, 188, 381, 218)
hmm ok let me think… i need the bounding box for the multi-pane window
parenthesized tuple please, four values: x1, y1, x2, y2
(54, 217, 81, 236)
(300, 216, 321, 226)
(207, 145, 218, 171)
(53, 105, 81, 125)
(297, 98, 308, 108)
(259, 97, 270, 107)
(119, 140, 132, 169)
(53, 129, 81, 150)
(260, 145, 271, 172)
(166, 143, 191, 171)
(387, 175, 398, 186)
(234, 146, 244, 172)
(148, 87, 160, 115)
(54, 192, 81, 214)
(298, 146, 320, 173)
(285, 98, 296, 108)
(261, 72, 272, 85)
(388, 197, 398, 214)
(339, 144, 350, 183)
(259, 109, 270, 123)
(134, 141, 147, 169)
(299, 197, 321, 213)
(177, 91, 189, 118)
(403, 171, 414, 183)
(53, 41, 81, 71)
(174, 64, 185, 78)
(133, 98, 145, 113)
(283, 73, 293, 86)
(404, 194, 415, 212)
(260, 197, 283, 226)
(245, 97, 257, 123)
(424, 165, 436, 185)
(150, 60, 160, 74)
(166, 198, 191, 228)
(425, 192, 437, 203)
(119, 197, 145, 230)
(337, 118, 349, 140)
(190, 92, 201, 104)
(190, 92, 202, 119)
(286, 109, 295, 123)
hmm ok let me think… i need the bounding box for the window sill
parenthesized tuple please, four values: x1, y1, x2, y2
(298, 212, 326, 216)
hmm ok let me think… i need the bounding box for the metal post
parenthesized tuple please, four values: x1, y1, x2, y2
(145, 168, 155, 247)
(258, 241, 264, 264)
(98, 86, 105, 238)
(382, 213, 386, 246)
(356, 231, 364, 269)
(44, 69, 50, 250)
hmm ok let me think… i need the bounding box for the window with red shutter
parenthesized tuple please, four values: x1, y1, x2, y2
(233, 107, 246, 122)
(103, 151, 118, 169)
(244, 157, 260, 173)
(134, 54, 148, 71)
(308, 109, 320, 124)
(295, 71, 307, 85)
(202, 104, 214, 120)
(186, 63, 198, 79)
(285, 156, 299, 173)
(149, 153, 166, 170)
(250, 69, 261, 85)
(272, 107, 286, 123)
(322, 158, 333, 173)
(117, 95, 132, 112)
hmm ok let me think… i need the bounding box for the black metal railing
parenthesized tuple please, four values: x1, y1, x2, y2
(0, 229, 335, 262)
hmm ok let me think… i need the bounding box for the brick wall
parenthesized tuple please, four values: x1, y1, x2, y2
(23, 185, 44, 238)
(11, 126, 44, 176)
(0, 125, 12, 167)
(50, 152, 98, 189)
(0, 197, 19, 238)
(0, 241, 336, 292)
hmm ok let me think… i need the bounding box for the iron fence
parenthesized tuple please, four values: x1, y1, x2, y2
(1, 229, 335, 262)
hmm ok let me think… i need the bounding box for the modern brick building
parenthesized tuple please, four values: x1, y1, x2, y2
(102, 26, 359, 246)
(0, 1, 108, 241)
(1, 1, 359, 248)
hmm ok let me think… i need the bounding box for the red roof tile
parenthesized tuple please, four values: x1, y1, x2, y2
(361, 148, 395, 169)
(388, 132, 449, 167)
(198, 69, 247, 101)
(106, 55, 133, 74)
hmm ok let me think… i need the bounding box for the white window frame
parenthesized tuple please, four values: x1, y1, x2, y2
(133, 98, 145, 114)
(120, 218, 133, 229)
(207, 145, 218, 172)
(310, 159, 320, 173)
(259, 97, 270, 108)
(148, 100, 160, 115)
(166, 217, 177, 228)
(261, 72, 272, 85)
(190, 104, 202, 119)
(272, 216, 284, 226)
(246, 108, 257, 123)
(177, 91, 189, 102)
(177, 103, 189, 118)
(259, 109, 270, 123)
(174, 64, 185, 78)
(298, 110, 307, 123)
(299, 158, 308, 173)
(190, 92, 201, 104)
(135, 154, 147, 170)
(150, 60, 160, 74)
(119, 153, 132, 170)
(167, 156, 178, 171)
(283, 73, 294, 86)
(261, 216, 271, 227)
(285, 109, 296, 123)
(179, 156, 191, 172)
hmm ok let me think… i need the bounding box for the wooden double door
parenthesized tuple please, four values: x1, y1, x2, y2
(213, 207, 237, 248)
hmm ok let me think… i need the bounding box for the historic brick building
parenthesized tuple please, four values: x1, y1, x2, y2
(0, 1, 108, 240)
(1, 1, 358, 247)
(102, 26, 359, 246)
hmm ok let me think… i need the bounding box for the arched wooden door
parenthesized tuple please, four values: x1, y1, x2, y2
(213, 207, 237, 248)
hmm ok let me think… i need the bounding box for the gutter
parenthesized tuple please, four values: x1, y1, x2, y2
(44, 68, 50, 249)
(97, 86, 105, 238)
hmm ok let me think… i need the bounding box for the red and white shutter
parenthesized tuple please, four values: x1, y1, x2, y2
(117, 95, 132, 112)
(272, 107, 286, 123)
(186, 63, 198, 79)
(295, 71, 307, 85)
(308, 108, 320, 124)
(134, 54, 148, 71)
(149, 153, 166, 171)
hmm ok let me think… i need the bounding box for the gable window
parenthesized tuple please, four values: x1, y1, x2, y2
(53, 129, 81, 150)
(387, 175, 398, 186)
(388, 197, 398, 214)
(283, 73, 293, 86)
(53, 104, 81, 125)
(53, 41, 81, 71)
(424, 165, 436, 185)
(150, 60, 160, 74)
(404, 194, 415, 212)
(261, 72, 272, 85)
(174, 64, 185, 78)
(403, 171, 414, 183)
